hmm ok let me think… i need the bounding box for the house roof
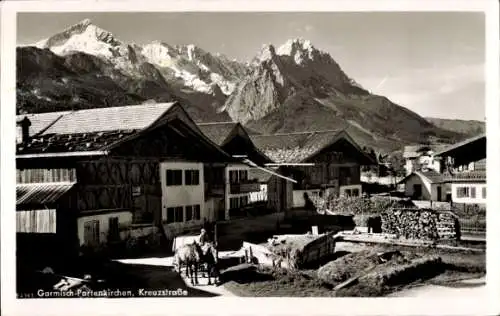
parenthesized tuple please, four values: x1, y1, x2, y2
(433, 133, 486, 157)
(16, 182, 76, 206)
(16, 103, 233, 162)
(399, 170, 446, 185)
(248, 168, 273, 183)
(250, 129, 375, 164)
(403, 144, 449, 159)
(17, 111, 71, 136)
(197, 122, 239, 146)
(197, 122, 262, 145)
(197, 122, 272, 164)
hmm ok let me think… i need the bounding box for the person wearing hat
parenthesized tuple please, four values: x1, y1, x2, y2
(198, 228, 208, 246)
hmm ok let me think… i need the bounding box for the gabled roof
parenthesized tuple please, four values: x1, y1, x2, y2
(197, 122, 239, 146)
(16, 102, 233, 161)
(197, 122, 272, 164)
(16, 103, 175, 136)
(434, 133, 486, 157)
(250, 129, 375, 164)
(248, 168, 273, 183)
(197, 122, 262, 146)
(399, 170, 446, 185)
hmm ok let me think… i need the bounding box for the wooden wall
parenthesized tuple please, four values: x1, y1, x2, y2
(17, 168, 77, 183)
(16, 209, 57, 233)
(76, 158, 161, 224)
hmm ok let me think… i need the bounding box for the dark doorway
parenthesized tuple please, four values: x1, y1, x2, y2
(413, 184, 422, 199)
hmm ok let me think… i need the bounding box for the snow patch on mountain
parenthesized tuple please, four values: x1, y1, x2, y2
(276, 38, 318, 65)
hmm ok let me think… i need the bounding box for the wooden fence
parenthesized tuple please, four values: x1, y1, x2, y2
(459, 218, 486, 234)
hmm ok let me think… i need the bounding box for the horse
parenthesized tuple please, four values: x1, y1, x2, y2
(198, 242, 219, 286)
(173, 241, 201, 285)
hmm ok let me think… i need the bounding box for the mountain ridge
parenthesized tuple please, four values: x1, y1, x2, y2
(17, 19, 471, 153)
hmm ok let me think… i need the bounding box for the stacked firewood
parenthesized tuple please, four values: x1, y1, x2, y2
(381, 208, 440, 241)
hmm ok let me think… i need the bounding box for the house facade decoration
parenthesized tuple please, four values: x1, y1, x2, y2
(16, 102, 235, 256)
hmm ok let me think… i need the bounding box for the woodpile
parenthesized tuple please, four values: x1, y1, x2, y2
(381, 208, 458, 241)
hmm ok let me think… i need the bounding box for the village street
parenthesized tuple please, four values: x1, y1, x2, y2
(115, 252, 237, 297)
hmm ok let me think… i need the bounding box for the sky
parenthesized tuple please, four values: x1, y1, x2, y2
(16, 12, 486, 121)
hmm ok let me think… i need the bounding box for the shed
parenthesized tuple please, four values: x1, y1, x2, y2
(399, 170, 448, 202)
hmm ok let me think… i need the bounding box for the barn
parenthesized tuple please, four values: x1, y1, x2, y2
(250, 130, 377, 212)
(16, 102, 235, 259)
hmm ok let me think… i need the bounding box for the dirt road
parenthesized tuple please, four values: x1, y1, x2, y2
(115, 255, 236, 297)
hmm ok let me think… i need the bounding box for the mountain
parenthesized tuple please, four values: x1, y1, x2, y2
(17, 20, 469, 153)
(224, 39, 464, 152)
(425, 117, 485, 137)
(18, 18, 248, 121)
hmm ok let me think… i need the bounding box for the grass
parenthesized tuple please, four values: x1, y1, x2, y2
(222, 242, 485, 297)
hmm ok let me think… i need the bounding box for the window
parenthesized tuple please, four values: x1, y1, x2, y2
(108, 217, 119, 241)
(413, 184, 422, 198)
(185, 170, 200, 185)
(166, 207, 175, 223)
(470, 187, 476, 199)
(193, 205, 201, 220)
(352, 188, 360, 197)
(84, 220, 100, 246)
(229, 170, 239, 184)
(230, 197, 239, 209)
(344, 189, 352, 197)
(482, 187, 487, 199)
(239, 195, 249, 207)
(186, 206, 193, 221)
(174, 207, 184, 222)
(166, 170, 182, 186)
(166, 206, 184, 223)
(239, 170, 248, 182)
(456, 187, 470, 198)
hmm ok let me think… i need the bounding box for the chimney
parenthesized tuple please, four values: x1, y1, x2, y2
(16, 116, 31, 144)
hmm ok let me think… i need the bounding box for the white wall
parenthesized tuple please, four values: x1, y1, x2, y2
(339, 184, 362, 197)
(451, 182, 487, 204)
(405, 156, 441, 175)
(404, 174, 448, 201)
(77, 211, 133, 246)
(404, 174, 432, 200)
(292, 189, 321, 208)
(160, 161, 205, 223)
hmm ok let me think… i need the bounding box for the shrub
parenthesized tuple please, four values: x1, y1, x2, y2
(325, 196, 413, 216)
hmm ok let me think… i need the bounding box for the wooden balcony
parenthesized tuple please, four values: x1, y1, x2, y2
(205, 183, 225, 197)
(444, 170, 486, 182)
(230, 181, 261, 194)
